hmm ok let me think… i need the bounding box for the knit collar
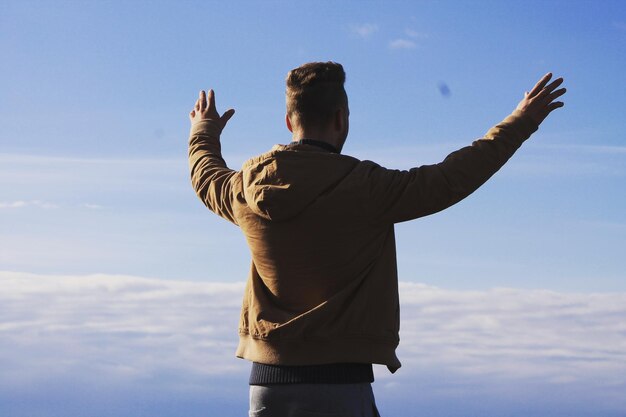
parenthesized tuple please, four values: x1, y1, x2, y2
(293, 139, 340, 154)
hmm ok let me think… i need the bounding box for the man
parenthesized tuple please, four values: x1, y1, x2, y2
(188, 62, 566, 417)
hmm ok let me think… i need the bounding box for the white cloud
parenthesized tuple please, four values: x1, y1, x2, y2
(0, 200, 27, 208)
(388, 38, 417, 50)
(395, 283, 626, 382)
(0, 200, 58, 209)
(350, 23, 379, 38)
(387, 29, 427, 51)
(0, 272, 246, 384)
(1, 271, 625, 416)
(404, 28, 428, 39)
(0, 200, 105, 211)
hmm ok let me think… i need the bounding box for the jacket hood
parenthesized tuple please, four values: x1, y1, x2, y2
(241, 144, 357, 222)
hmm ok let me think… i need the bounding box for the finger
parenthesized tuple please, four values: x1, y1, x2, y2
(547, 101, 564, 112)
(190, 109, 196, 118)
(208, 89, 216, 110)
(528, 73, 552, 98)
(548, 87, 567, 102)
(221, 108, 235, 126)
(544, 77, 564, 93)
(199, 90, 207, 110)
(536, 86, 566, 105)
(539, 102, 564, 121)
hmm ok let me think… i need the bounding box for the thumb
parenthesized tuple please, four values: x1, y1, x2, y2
(220, 108, 236, 127)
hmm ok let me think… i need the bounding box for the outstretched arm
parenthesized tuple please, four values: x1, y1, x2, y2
(366, 73, 567, 224)
(188, 90, 240, 224)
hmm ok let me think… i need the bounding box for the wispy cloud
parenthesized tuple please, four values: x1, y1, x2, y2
(404, 28, 428, 39)
(504, 142, 626, 177)
(0, 200, 58, 209)
(389, 38, 417, 50)
(82, 203, 104, 210)
(1, 271, 625, 416)
(0, 152, 188, 205)
(532, 143, 626, 154)
(352, 141, 626, 177)
(350, 23, 379, 39)
(0, 200, 106, 210)
(387, 29, 427, 50)
(0, 152, 249, 279)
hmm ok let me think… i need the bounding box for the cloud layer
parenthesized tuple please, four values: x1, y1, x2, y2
(1, 272, 625, 416)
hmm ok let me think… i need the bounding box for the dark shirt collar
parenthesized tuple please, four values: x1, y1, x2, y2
(293, 139, 340, 154)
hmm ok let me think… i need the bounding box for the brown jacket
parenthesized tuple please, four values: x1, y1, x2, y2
(189, 111, 538, 373)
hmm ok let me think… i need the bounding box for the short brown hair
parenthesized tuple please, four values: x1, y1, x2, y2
(286, 62, 347, 130)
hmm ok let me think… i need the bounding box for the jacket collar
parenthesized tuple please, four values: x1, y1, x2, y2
(292, 139, 340, 154)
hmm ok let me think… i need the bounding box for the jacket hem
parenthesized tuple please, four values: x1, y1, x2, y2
(236, 333, 402, 373)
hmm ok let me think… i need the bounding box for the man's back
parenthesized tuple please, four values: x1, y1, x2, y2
(189, 107, 539, 374)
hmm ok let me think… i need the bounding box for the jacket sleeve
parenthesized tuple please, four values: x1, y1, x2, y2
(365, 110, 539, 224)
(188, 119, 239, 225)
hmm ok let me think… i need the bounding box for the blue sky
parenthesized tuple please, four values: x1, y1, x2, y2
(1, 0, 625, 291)
(1, 1, 625, 416)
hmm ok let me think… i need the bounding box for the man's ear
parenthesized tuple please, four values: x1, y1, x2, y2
(285, 113, 293, 133)
(334, 108, 346, 132)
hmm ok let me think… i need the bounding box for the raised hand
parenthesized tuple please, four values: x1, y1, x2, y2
(189, 89, 235, 130)
(516, 73, 566, 125)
